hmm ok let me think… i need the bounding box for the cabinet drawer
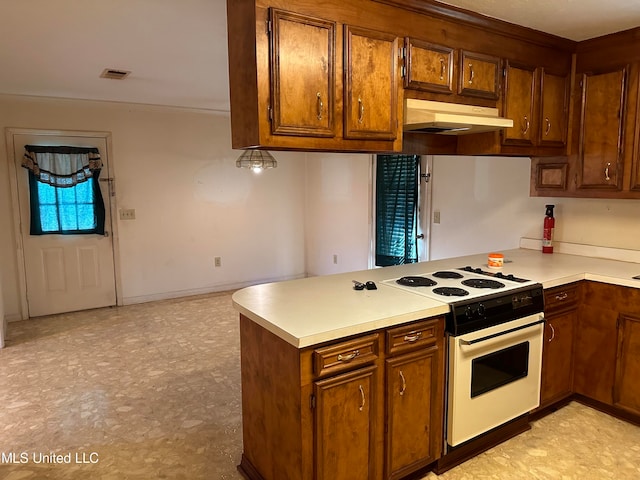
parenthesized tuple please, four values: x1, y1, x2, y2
(313, 333, 379, 378)
(544, 282, 581, 314)
(386, 318, 442, 356)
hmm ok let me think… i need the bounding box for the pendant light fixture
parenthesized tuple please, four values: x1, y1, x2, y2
(235, 150, 277, 173)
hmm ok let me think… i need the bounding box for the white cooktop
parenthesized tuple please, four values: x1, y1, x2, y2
(382, 267, 537, 302)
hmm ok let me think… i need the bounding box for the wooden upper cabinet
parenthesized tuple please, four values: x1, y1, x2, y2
(502, 62, 536, 146)
(577, 66, 627, 190)
(458, 50, 500, 100)
(403, 38, 454, 94)
(344, 25, 399, 140)
(269, 9, 336, 137)
(539, 70, 569, 147)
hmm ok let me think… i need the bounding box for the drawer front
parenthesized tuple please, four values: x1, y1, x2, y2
(386, 318, 442, 356)
(544, 282, 581, 314)
(313, 333, 379, 378)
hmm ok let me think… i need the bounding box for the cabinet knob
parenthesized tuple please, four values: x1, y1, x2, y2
(358, 98, 364, 124)
(399, 370, 407, 396)
(605, 162, 611, 181)
(403, 331, 422, 343)
(545, 117, 551, 136)
(548, 323, 556, 342)
(440, 57, 446, 80)
(358, 384, 366, 411)
(468, 63, 474, 84)
(555, 292, 568, 301)
(521, 115, 530, 135)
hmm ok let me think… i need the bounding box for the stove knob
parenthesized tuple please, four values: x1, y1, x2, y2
(477, 304, 486, 316)
(474, 268, 483, 274)
(465, 305, 474, 319)
(495, 272, 505, 278)
(506, 274, 515, 281)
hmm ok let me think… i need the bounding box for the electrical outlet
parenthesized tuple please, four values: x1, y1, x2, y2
(433, 210, 441, 224)
(120, 208, 136, 220)
(333, 254, 338, 265)
(214, 257, 222, 267)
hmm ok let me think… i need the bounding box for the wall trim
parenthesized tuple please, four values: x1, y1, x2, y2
(520, 237, 640, 264)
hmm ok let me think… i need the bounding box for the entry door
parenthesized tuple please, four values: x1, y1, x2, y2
(13, 133, 117, 317)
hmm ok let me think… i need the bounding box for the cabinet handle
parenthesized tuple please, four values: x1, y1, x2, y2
(521, 115, 530, 135)
(468, 63, 474, 84)
(605, 162, 611, 181)
(316, 92, 323, 121)
(548, 323, 556, 342)
(358, 98, 364, 124)
(358, 384, 365, 411)
(399, 370, 406, 396)
(337, 350, 359, 362)
(545, 117, 551, 136)
(555, 292, 568, 301)
(440, 57, 446, 80)
(403, 331, 422, 343)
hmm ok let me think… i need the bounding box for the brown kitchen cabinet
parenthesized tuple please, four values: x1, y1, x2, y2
(539, 69, 570, 147)
(539, 283, 581, 409)
(384, 318, 445, 480)
(403, 38, 454, 95)
(503, 63, 569, 150)
(315, 365, 377, 480)
(576, 66, 628, 191)
(502, 62, 536, 146)
(238, 313, 448, 480)
(268, 9, 336, 137)
(344, 25, 400, 140)
(614, 313, 640, 416)
(458, 50, 500, 100)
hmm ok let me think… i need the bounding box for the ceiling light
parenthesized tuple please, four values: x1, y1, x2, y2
(235, 150, 277, 173)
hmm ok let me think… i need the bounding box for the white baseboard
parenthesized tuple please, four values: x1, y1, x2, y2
(520, 237, 640, 264)
(121, 273, 307, 306)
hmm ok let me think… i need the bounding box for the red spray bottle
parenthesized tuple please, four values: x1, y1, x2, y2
(542, 204, 555, 254)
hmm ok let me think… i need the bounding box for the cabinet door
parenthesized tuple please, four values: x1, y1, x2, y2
(269, 9, 335, 137)
(385, 347, 441, 480)
(344, 25, 399, 140)
(314, 366, 376, 480)
(540, 312, 575, 406)
(458, 50, 500, 100)
(502, 62, 536, 146)
(404, 38, 454, 94)
(614, 314, 640, 415)
(576, 67, 627, 190)
(539, 70, 569, 147)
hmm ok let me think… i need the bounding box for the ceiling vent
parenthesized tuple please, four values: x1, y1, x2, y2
(100, 68, 131, 80)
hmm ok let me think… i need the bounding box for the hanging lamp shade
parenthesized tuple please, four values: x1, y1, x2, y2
(235, 150, 277, 172)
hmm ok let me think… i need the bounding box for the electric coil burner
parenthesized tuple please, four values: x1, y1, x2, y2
(461, 278, 505, 289)
(432, 271, 464, 279)
(396, 276, 437, 287)
(433, 287, 469, 297)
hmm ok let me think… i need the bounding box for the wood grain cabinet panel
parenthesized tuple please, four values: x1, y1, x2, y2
(344, 25, 399, 140)
(403, 38, 454, 94)
(269, 9, 336, 137)
(577, 67, 627, 190)
(385, 346, 443, 480)
(315, 366, 377, 480)
(540, 311, 575, 407)
(502, 62, 536, 146)
(458, 50, 500, 100)
(614, 314, 640, 416)
(539, 70, 569, 147)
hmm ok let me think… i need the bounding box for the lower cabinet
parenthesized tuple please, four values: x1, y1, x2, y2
(614, 313, 640, 416)
(315, 366, 377, 480)
(539, 283, 580, 408)
(384, 319, 444, 480)
(238, 314, 445, 480)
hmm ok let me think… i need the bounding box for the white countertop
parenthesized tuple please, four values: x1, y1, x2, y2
(232, 247, 640, 348)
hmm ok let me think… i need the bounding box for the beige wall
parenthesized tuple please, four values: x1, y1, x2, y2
(430, 156, 640, 260)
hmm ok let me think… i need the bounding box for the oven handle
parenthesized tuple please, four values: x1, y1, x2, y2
(459, 317, 545, 346)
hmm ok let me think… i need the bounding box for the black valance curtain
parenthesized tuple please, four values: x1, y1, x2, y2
(22, 145, 105, 236)
(22, 145, 102, 187)
(375, 155, 419, 266)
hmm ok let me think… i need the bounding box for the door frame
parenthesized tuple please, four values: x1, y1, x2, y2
(5, 127, 123, 319)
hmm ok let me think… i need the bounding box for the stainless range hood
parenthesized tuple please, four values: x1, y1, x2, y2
(403, 99, 513, 135)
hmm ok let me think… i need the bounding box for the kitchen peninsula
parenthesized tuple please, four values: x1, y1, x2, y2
(233, 245, 640, 480)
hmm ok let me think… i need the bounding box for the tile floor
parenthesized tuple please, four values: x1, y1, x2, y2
(0, 292, 639, 479)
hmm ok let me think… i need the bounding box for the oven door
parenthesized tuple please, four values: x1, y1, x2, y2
(446, 313, 544, 447)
